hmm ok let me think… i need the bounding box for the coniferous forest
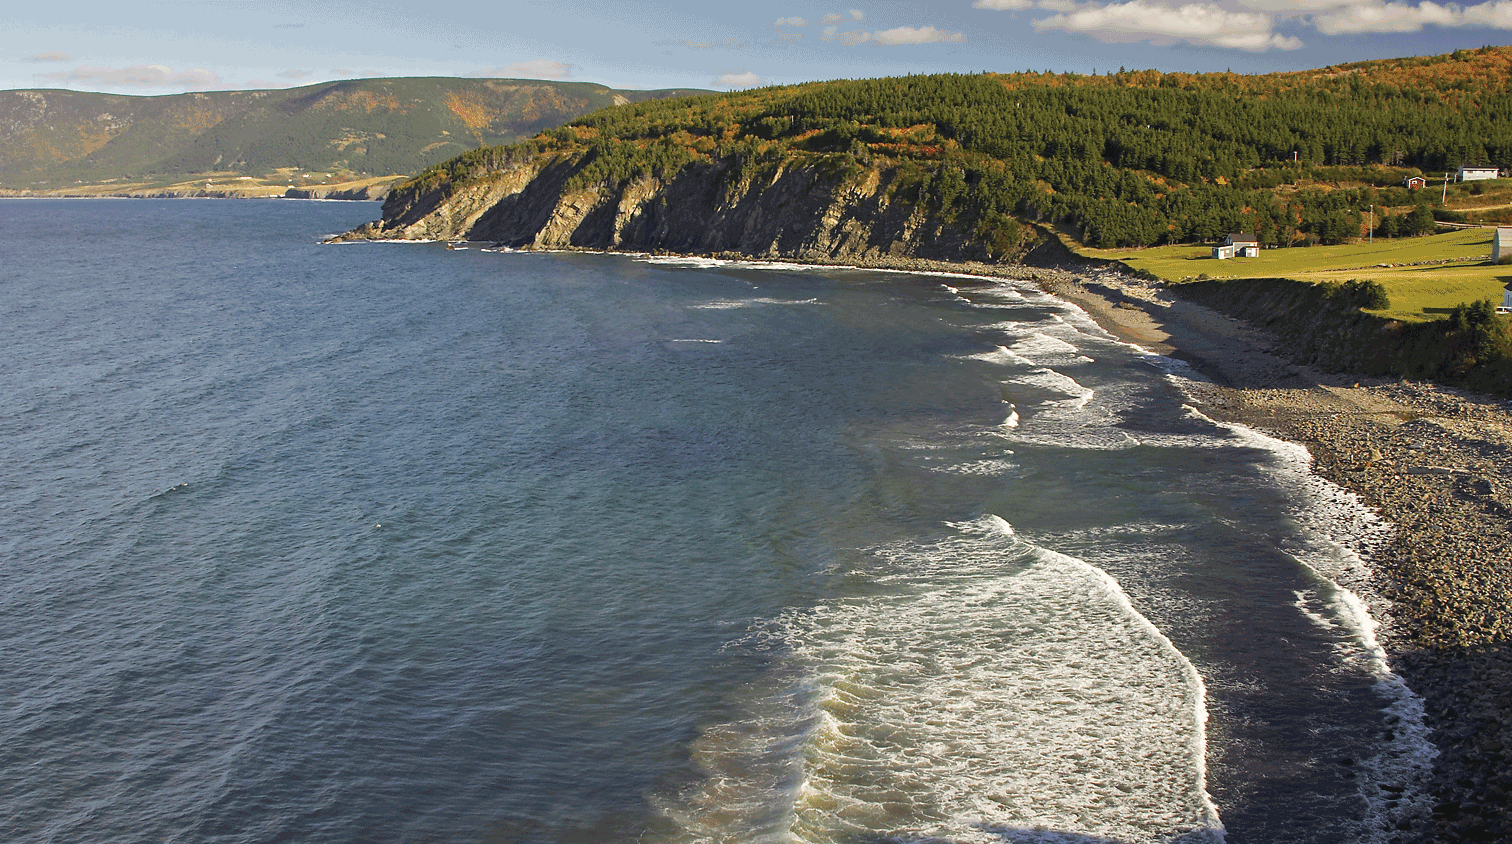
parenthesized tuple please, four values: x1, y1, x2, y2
(409, 46, 1512, 249)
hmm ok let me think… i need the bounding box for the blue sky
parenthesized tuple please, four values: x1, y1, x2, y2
(4, 0, 1511, 94)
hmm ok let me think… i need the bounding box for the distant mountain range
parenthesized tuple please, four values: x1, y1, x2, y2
(0, 77, 708, 195)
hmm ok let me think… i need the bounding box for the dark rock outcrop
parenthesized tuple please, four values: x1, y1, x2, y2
(284, 184, 391, 200)
(335, 152, 1071, 269)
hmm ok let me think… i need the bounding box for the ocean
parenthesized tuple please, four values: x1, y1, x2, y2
(0, 198, 1434, 844)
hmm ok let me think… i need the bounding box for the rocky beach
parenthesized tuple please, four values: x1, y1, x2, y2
(697, 250, 1512, 842)
(1050, 267, 1512, 844)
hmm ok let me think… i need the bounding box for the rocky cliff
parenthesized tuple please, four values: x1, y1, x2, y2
(334, 151, 1073, 269)
(283, 184, 391, 201)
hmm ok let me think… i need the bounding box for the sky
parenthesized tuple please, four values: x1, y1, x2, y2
(4, 0, 1511, 95)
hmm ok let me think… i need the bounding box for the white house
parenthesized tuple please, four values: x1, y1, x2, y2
(1494, 227, 1512, 262)
(1500, 283, 1512, 315)
(1212, 232, 1259, 260)
(1458, 165, 1500, 182)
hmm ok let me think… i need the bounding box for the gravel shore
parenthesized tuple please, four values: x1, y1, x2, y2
(536, 248, 1511, 840)
(1051, 268, 1512, 844)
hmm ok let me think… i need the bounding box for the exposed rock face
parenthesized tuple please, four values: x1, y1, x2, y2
(283, 185, 391, 200)
(335, 153, 1070, 268)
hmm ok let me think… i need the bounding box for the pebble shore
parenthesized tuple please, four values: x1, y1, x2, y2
(575, 248, 1512, 841)
(1050, 267, 1512, 844)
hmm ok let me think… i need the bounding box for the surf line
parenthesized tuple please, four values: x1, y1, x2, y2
(777, 514, 1226, 843)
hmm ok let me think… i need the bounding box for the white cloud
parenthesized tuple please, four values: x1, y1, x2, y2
(471, 60, 573, 80)
(1312, 0, 1452, 31)
(34, 64, 222, 89)
(982, 0, 1512, 48)
(1460, 0, 1512, 26)
(663, 38, 747, 49)
(872, 24, 969, 43)
(1234, 0, 1355, 10)
(1312, 0, 1512, 31)
(22, 51, 70, 62)
(1033, 1, 1303, 49)
(778, 31, 805, 41)
(277, 68, 313, 79)
(822, 9, 867, 22)
(714, 68, 764, 87)
(1238, 0, 1511, 19)
(822, 24, 968, 44)
(774, 16, 810, 26)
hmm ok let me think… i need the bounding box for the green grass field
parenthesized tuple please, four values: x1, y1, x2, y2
(1083, 228, 1512, 322)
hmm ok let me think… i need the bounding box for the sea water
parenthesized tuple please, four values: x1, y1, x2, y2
(0, 199, 1433, 844)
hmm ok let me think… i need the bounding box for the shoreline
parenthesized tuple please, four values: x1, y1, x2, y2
(1051, 267, 1512, 844)
(0, 193, 382, 202)
(343, 238, 1511, 841)
(643, 248, 1512, 843)
(0, 185, 390, 201)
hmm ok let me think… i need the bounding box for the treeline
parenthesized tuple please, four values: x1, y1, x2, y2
(1178, 277, 1512, 396)
(406, 46, 1512, 248)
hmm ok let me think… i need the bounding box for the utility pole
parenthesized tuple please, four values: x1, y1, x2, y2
(1443, 172, 1450, 204)
(1369, 205, 1374, 243)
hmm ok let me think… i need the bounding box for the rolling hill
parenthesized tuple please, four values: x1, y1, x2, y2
(0, 77, 708, 194)
(355, 46, 1512, 252)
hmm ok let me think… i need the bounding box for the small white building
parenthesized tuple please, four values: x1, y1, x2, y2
(1458, 166, 1500, 182)
(1212, 232, 1259, 260)
(1500, 283, 1512, 315)
(1493, 227, 1512, 262)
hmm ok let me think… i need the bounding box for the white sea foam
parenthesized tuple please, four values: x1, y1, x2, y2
(638, 255, 829, 273)
(334, 237, 441, 244)
(640, 256, 742, 270)
(985, 287, 1429, 840)
(1216, 421, 1434, 842)
(795, 516, 1222, 843)
(659, 517, 1224, 844)
(928, 457, 1025, 477)
(692, 298, 823, 310)
(984, 284, 1435, 838)
(1007, 332, 1090, 366)
(975, 352, 1117, 450)
(1013, 368, 1096, 407)
(963, 346, 1094, 409)
(964, 345, 1034, 367)
(974, 287, 1027, 302)
(1138, 354, 1198, 377)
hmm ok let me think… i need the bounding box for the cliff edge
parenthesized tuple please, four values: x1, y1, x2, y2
(331, 149, 1076, 270)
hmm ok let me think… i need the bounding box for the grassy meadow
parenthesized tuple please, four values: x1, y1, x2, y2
(1084, 226, 1512, 323)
